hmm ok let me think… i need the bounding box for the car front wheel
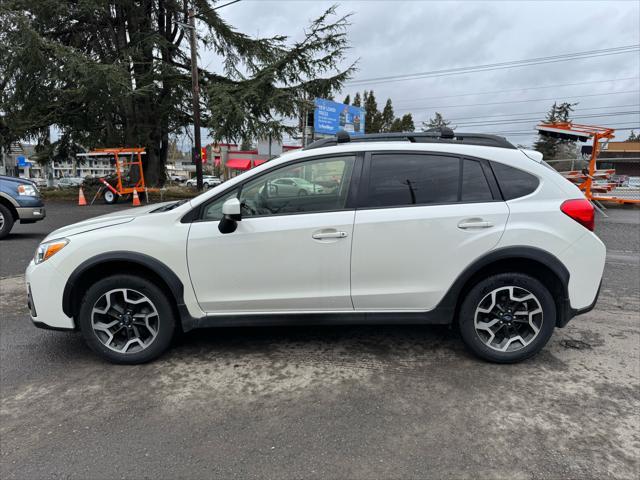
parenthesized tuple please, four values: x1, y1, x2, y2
(77, 274, 176, 364)
(458, 273, 555, 363)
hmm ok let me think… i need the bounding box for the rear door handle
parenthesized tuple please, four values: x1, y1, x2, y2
(458, 220, 494, 229)
(312, 231, 348, 239)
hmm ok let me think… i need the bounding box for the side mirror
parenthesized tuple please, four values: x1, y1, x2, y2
(218, 197, 241, 234)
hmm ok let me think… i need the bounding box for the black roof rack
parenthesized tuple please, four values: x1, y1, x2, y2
(304, 127, 516, 150)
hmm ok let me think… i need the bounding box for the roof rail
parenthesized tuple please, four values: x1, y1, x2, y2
(304, 127, 516, 150)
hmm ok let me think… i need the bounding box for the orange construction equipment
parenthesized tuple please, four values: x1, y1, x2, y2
(132, 188, 141, 206)
(537, 122, 639, 205)
(78, 187, 87, 206)
(77, 147, 158, 205)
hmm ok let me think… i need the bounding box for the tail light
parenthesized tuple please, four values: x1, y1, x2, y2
(561, 199, 595, 231)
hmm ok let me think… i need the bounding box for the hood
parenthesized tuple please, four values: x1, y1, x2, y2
(0, 175, 37, 186)
(44, 202, 175, 240)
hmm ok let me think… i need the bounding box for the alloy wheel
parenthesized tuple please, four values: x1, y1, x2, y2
(474, 286, 543, 352)
(91, 288, 160, 354)
(0, 211, 4, 230)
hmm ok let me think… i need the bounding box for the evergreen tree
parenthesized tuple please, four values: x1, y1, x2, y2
(364, 90, 383, 133)
(343, 94, 351, 105)
(352, 92, 362, 107)
(0, 2, 354, 185)
(381, 99, 395, 132)
(389, 118, 403, 132)
(400, 114, 415, 132)
(533, 102, 578, 160)
(625, 130, 639, 142)
(422, 112, 452, 131)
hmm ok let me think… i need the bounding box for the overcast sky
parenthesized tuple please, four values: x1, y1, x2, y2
(200, 0, 640, 149)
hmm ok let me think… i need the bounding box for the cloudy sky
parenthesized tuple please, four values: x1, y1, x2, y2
(200, 0, 640, 149)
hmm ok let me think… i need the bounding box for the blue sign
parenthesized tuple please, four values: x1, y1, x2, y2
(16, 155, 31, 167)
(314, 98, 365, 136)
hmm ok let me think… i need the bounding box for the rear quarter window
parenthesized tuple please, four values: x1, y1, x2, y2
(490, 162, 539, 200)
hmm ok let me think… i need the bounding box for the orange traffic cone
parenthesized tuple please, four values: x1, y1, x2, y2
(132, 189, 141, 206)
(78, 187, 87, 206)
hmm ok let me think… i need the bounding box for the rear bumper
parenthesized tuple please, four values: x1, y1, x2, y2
(16, 206, 46, 222)
(559, 280, 602, 328)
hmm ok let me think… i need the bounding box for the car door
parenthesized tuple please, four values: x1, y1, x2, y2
(187, 154, 360, 314)
(350, 151, 509, 311)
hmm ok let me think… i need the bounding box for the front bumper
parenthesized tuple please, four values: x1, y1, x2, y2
(25, 260, 75, 330)
(16, 206, 46, 223)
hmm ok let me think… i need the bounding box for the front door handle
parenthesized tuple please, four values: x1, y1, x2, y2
(458, 219, 494, 229)
(312, 231, 348, 240)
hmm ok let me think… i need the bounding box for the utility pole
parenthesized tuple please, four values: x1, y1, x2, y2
(188, 8, 203, 191)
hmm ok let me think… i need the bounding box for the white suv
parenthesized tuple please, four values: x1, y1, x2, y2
(26, 130, 605, 364)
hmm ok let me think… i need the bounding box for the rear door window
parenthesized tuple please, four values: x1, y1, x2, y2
(461, 159, 493, 202)
(366, 153, 460, 207)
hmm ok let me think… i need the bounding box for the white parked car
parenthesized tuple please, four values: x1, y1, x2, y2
(56, 177, 84, 188)
(185, 175, 221, 189)
(26, 129, 605, 364)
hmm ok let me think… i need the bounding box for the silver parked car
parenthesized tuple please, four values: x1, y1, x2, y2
(186, 175, 222, 189)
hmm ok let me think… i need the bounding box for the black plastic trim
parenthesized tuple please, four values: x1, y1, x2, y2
(195, 310, 450, 329)
(62, 251, 201, 331)
(31, 320, 75, 332)
(565, 280, 602, 326)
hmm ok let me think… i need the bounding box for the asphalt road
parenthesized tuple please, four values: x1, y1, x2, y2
(1, 202, 639, 479)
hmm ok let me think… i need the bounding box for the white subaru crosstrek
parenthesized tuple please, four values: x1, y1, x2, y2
(26, 129, 605, 364)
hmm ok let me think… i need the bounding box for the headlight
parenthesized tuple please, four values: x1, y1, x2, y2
(17, 184, 38, 196)
(34, 238, 69, 265)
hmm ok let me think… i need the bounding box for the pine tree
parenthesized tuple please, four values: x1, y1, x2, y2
(400, 114, 415, 132)
(389, 118, 403, 132)
(0, 2, 355, 185)
(352, 92, 362, 107)
(343, 95, 351, 105)
(625, 130, 639, 142)
(381, 99, 395, 132)
(422, 112, 452, 131)
(533, 102, 578, 160)
(364, 90, 383, 133)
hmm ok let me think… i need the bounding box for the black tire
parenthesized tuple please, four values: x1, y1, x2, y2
(103, 190, 119, 204)
(0, 203, 15, 239)
(77, 274, 176, 364)
(298, 189, 308, 196)
(458, 273, 556, 363)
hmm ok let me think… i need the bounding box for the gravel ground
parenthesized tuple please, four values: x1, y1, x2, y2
(1, 203, 638, 479)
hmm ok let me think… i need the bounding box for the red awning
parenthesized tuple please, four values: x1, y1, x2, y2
(226, 158, 251, 170)
(254, 159, 267, 166)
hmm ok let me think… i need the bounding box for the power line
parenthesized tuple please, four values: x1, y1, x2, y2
(346, 45, 640, 86)
(454, 111, 640, 128)
(489, 122, 640, 135)
(397, 90, 638, 112)
(445, 104, 640, 122)
(392, 77, 639, 105)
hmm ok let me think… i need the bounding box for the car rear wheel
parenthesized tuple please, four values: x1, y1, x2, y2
(458, 273, 555, 363)
(0, 204, 15, 239)
(103, 190, 119, 204)
(78, 274, 176, 364)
